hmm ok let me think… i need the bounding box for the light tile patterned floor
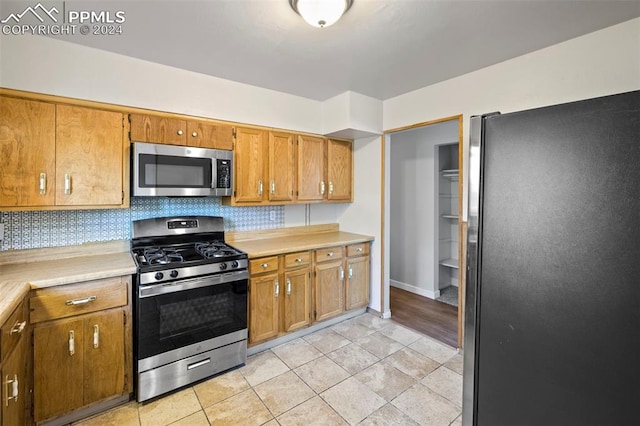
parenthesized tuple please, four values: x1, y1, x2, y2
(75, 313, 463, 426)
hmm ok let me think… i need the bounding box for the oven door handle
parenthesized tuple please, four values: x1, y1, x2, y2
(139, 270, 248, 298)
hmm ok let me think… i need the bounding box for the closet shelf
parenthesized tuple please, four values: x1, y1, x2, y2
(440, 169, 459, 181)
(439, 258, 459, 269)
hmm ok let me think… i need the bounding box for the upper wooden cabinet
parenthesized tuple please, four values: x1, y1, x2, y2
(0, 97, 56, 207)
(56, 105, 125, 206)
(234, 127, 268, 204)
(327, 139, 353, 201)
(296, 136, 353, 203)
(0, 96, 128, 211)
(268, 131, 295, 203)
(296, 135, 326, 202)
(129, 113, 233, 150)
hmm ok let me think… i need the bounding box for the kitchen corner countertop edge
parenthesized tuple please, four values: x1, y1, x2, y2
(228, 231, 375, 258)
(0, 251, 136, 325)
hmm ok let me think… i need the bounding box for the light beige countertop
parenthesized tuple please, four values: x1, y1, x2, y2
(0, 240, 136, 325)
(227, 224, 374, 258)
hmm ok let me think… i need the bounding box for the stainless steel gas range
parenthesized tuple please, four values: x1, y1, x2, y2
(131, 216, 248, 402)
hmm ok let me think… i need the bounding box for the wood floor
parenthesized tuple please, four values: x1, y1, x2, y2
(390, 286, 458, 348)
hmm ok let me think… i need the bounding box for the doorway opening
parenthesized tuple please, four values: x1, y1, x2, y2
(382, 115, 464, 348)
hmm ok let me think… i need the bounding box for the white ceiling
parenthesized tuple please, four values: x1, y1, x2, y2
(58, 0, 640, 101)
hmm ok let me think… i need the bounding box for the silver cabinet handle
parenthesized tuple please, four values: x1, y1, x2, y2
(65, 295, 97, 306)
(340, 267, 344, 281)
(93, 325, 99, 349)
(69, 330, 75, 356)
(320, 181, 326, 195)
(275, 279, 280, 297)
(286, 278, 292, 295)
(10, 321, 26, 335)
(177, 129, 184, 136)
(5, 374, 18, 405)
(39, 172, 46, 195)
(348, 265, 353, 279)
(64, 173, 71, 195)
(192, 131, 198, 137)
(261, 263, 269, 269)
(258, 180, 263, 196)
(329, 181, 334, 195)
(270, 180, 275, 194)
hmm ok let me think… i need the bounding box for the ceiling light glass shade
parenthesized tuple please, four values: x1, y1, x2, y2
(290, 0, 353, 28)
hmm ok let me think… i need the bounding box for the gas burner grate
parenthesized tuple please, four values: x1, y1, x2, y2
(195, 241, 236, 259)
(143, 247, 184, 265)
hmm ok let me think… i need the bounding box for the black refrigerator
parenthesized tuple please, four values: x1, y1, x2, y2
(463, 90, 640, 426)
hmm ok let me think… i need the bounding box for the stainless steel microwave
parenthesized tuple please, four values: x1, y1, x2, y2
(132, 142, 233, 197)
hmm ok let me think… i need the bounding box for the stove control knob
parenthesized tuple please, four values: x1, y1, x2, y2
(219, 262, 228, 271)
(170, 270, 179, 278)
(154, 272, 164, 281)
(231, 261, 239, 269)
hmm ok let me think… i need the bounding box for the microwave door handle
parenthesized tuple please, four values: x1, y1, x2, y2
(211, 159, 217, 189)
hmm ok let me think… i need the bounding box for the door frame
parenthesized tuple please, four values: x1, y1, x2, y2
(380, 114, 465, 347)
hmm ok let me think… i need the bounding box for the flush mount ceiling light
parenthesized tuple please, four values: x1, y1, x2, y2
(290, 0, 353, 28)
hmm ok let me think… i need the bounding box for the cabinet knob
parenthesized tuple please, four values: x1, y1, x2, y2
(286, 278, 292, 295)
(296, 257, 303, 263)
(327, 251, 334, 257)
(275, 279, 280, 297)
(5, 374, 18, 404)
(192, 132, 198, 137)
(329, 181, 334, 195)
(356, 247, 363, 253)
(320, 181, 326, 195)
(261, 263, 269, 269)
(177, 130, 184, 135)
(258, 180, 263, 196)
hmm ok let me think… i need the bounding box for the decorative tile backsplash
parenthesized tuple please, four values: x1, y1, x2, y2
(1, 197, 284, 251)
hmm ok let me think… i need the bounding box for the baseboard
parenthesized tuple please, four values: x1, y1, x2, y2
(391, 280, 439, 299)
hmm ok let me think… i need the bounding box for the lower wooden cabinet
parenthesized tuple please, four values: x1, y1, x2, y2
(1, 299, 30, 426)
(30, 276, 131, 424)
(248, 243, 370, 346)
(249, 253, 311, 345)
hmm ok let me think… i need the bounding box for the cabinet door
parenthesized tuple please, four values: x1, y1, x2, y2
(34, 318, 84, 422)
(327, 139, 352, 201)
(268, 131, 295, 202)
(187, 121, 234, 150)
(56, 105, 124, 206)
(129, 114, 186, 145)
(0, 97, 55, 207)
(83, 309, 125, 404)
(296, 135, 325, 202)
(1, 332, 28, 426)
(314, 260, 344, 322)
(234, 127, 267, 203)
(284, 268, 311, 333)
(249, 273, 280, 344)
(345, 255, 370, 310)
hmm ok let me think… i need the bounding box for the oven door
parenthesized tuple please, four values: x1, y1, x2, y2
(136, 271, 248, 366)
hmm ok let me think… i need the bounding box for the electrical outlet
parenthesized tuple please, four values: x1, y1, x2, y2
(269, 211, 276, 221)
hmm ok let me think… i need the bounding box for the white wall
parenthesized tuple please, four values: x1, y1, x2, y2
(0, 36, 324, 133)
(338, 18, 640, 316)
(388, 121, 458, 299)
(384, 17, 640, 222)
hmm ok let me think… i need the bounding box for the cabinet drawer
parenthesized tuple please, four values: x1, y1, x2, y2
(347, 243, 369, 257)
(30, 277, 128, 324)
(250, 256, 279, 274)
(315, 247, 343, 263)
(1, 299, 28, 361)
(284, 251, 310, 269)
